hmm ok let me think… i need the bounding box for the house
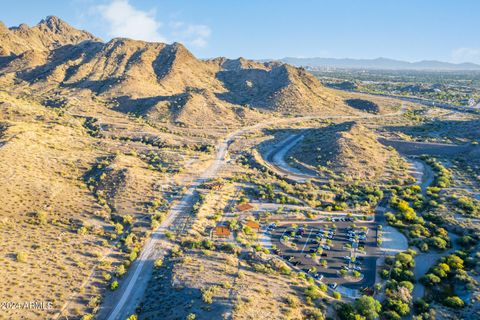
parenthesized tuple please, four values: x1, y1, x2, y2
(245, 220, 260, 230)
(236, 203, 254, 212)
(213, 226, 231, 237)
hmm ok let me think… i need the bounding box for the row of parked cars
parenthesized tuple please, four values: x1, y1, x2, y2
(342, 254, 363, 271)
(345, 228, 367, 243)
(331, 217, 354, 222)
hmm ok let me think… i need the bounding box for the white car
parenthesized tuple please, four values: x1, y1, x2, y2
(314, 273, 324, 281)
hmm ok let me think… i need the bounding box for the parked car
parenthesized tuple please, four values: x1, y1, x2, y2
(314, 273, 324, 281)
(329, 282, 338, 289)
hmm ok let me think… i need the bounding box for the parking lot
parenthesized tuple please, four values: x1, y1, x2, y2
(269, 219, 379, 290)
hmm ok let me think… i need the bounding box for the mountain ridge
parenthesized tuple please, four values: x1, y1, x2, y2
(0, 16, 357, 127)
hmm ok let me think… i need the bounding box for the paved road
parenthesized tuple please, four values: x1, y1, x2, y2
(98, 116, 337, 320)
(99, 104, 411, 318)
(263, 131, 317, 182)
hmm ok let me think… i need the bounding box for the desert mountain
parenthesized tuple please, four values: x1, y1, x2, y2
(0, 17, 356, 127)
(0, 16, 99, 55)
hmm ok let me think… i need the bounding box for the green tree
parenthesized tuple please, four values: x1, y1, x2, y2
(110, 280, 119, 290)
(443, 296, 464, 308)
(422, 273, 441, 286)
(446, 255, 464, 270)
(355, 296, 381, 320)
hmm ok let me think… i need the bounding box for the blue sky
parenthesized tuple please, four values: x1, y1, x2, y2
(2, 0, 480, 63)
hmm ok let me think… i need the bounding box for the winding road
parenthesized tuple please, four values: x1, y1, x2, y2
(263, 131, 317, 182)
(98, 105, 412, 319)
(98, 116, 331, 320)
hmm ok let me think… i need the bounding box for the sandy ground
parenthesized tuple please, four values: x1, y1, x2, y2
(380, 226, 408, 253)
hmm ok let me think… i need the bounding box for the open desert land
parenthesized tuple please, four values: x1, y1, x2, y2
(0, 11, 480, 320)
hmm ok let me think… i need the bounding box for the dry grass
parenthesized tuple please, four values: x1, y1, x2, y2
(0, 91, 209, 319)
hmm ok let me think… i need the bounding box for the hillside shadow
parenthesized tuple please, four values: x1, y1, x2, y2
(17, 40, 103, 83)
(384, 119, 480, 142)
(215, 68, 285, 108)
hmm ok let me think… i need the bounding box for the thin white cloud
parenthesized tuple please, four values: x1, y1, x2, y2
(95, 0, 166, 42)
(170, 22, 212, 48)
(92, 0, 212, 48)
(451, 47, 480, 64)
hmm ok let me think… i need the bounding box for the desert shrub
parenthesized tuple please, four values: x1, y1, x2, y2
(305, 285, 323, 300)
(154, 258, 163, 268)
(201, 286, 218, 304)
(303, 308, 325, 320)
(102, 272, 111, 282)
(443, 296, 464, 308)
(115, 264, 126, 277)
(110, 280, 119, 291)
(285, 295, 300, 307)
(114, 223, 124, 234)
(123, 214, 134, 225)
(16, 251, 28, 263)
(34, 210, 48, 224)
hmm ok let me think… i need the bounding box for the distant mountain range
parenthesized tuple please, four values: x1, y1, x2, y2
(275, 57, 480, 71)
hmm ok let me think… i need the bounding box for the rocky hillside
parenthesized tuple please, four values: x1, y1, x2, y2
(288, 122, 397, 181)
(0, 17, 356, 127)
(0, 16, 99, 55)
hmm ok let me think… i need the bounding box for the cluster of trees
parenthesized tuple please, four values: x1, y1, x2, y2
(335, 184, 384, 208)
(378, 250, 417, 319)
(456, 196, 480, 217)
(386, 185, 450, 252)
(421, 252, 476, 309)
(380, 250, 416, 283)
(255, 183, 301, 205)
(335, 296, 381, 320)
(422, 157, 452, 188)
